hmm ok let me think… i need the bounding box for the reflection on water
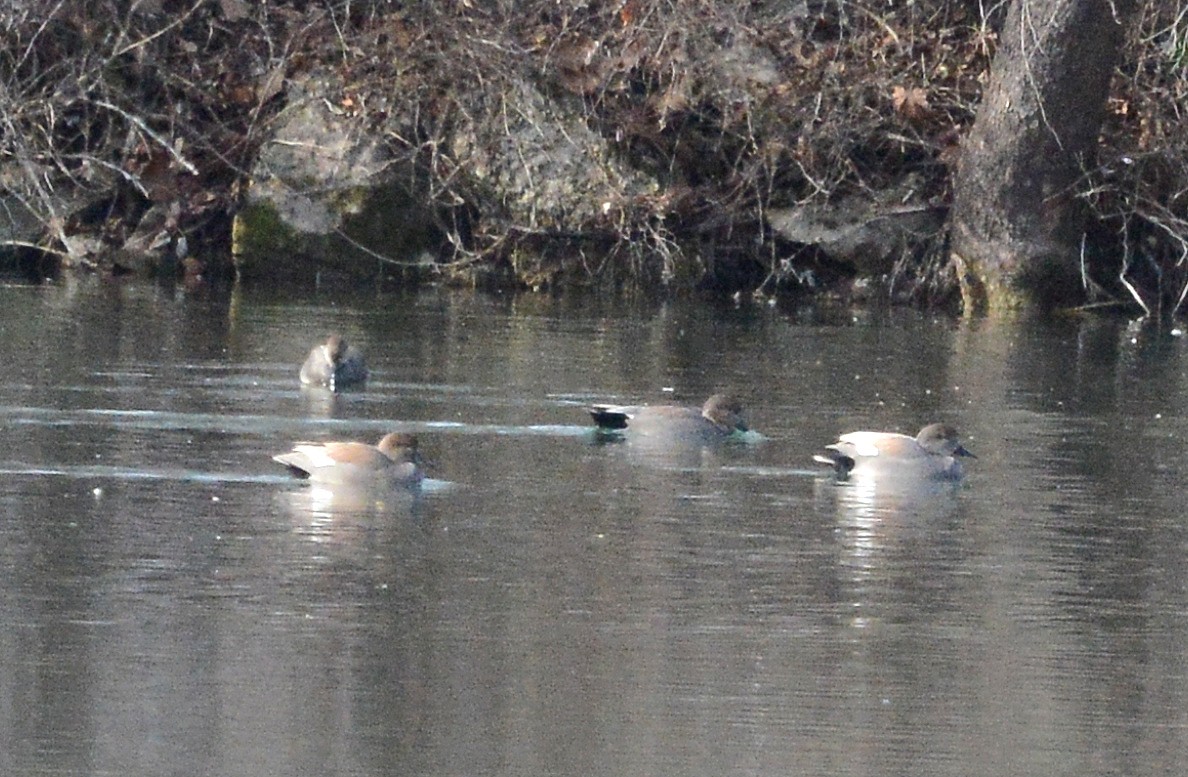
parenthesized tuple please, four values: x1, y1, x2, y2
(280, 482, 426, 520)
(1, 279, 1188, 776)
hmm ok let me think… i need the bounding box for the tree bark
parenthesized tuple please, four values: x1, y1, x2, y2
(950, 0, 1138, 314)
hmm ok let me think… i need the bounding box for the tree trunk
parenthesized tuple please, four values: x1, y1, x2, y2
(950, 0, 1138, 314)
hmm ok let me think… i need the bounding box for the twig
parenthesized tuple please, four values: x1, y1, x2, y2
(92, 100, 198, 176)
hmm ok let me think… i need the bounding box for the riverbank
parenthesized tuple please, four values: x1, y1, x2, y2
(0, 2, 1184, 310)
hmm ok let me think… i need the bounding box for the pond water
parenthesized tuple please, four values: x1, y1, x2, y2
(1, 276, 1186, 776)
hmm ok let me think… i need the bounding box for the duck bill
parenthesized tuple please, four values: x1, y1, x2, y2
(955, 444, 976, 459)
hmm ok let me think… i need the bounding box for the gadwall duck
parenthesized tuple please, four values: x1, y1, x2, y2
(589, 393, 750, 443)
(814, 423, 975, 480)
(299, 334, 368, 390)
(274, 432, 424, 488)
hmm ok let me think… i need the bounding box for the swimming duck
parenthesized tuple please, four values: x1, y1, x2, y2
(274, 432, 425, 488)
(588, 393, 750, 444)
(299, 334, 368, 390)
(814, 423, 975, 480)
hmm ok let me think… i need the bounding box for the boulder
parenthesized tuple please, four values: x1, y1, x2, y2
(233, 72, 438, 281)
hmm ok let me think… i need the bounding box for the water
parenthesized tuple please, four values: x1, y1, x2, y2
(1, 277, 1187, 776)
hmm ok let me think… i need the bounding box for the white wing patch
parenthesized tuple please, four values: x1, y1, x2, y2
(838, 432, 889, 458)
(292, 444, 337, 468)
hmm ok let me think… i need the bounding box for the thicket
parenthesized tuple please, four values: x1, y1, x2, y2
(1, 1, 1187, 308)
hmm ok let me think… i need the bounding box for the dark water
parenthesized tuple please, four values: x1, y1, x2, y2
(1, 277, 1187, 776)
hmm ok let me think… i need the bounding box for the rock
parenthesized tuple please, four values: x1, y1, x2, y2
(767, 196, 946, 277)
(451, 78, 657, 234)
(444, 76, 662, 287)
(233, 72, 439, 281)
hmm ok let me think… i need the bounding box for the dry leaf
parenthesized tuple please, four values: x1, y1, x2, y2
(257, 66, 286, 104)
(892, 85, 930, 122)
(619, 0, 638, 25)
(219, 0, 249, 22)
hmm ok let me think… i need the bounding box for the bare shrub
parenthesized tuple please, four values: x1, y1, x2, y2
(2, 0, 1186, 308)
(1082, 1, 1188, 314)
(0, 0, 300, 269)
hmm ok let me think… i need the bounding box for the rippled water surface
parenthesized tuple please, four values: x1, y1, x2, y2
(1, 277, 1187, 776)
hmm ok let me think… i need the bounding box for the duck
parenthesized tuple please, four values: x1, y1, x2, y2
(588, 393, 750, 444)
(299, 334, 368, 390)
(273, 432, 425, 488)
(814, 423, 975, 480)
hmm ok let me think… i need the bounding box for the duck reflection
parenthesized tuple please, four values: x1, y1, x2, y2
(298, 384, 343, 417)
(281, 482, 425, 523)
(820, 469, 966, 518)
(815, 472, 968, 629)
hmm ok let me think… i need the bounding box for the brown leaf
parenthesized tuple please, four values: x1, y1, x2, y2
(257, 66, 286, 104)
(892, 85, 930, 122)
(619, 0, 638, 26)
